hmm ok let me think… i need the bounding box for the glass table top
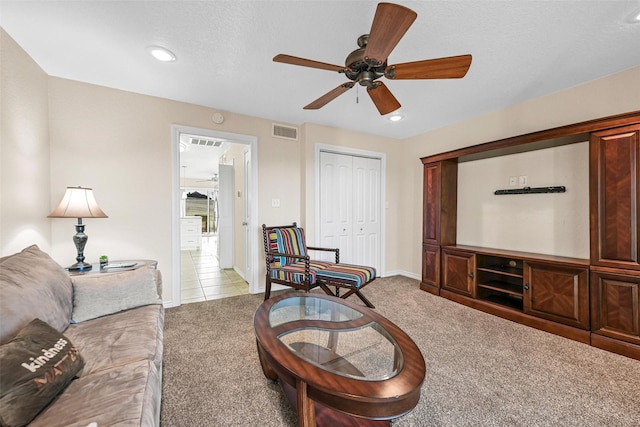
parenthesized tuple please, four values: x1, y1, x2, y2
(269, 295, 403, 381)
(269, 295, 363, 326)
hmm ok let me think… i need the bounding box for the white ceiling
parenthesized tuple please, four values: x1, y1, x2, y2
(2, 0, 640, 144)
(178, 133, 230, 182)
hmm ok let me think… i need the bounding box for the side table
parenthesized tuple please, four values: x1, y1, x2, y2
(66, 260, 157, 276)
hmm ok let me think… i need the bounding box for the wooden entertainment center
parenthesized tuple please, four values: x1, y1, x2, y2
(420, 110, 640, 360)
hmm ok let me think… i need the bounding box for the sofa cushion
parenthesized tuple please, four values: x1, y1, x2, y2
(0, 245, 73, 345)
(64, 304, 164, 377)
(0, 319, 84, 427)
(71, 267, 161, 323)
(29, 359, 160, 427)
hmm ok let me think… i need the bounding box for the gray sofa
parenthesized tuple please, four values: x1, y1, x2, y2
(0, 245, 164, 427)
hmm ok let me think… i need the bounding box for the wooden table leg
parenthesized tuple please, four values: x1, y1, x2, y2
(296, 378, 316, 427)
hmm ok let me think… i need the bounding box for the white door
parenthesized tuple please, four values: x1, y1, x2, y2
(319, 152, 353, 262)
(243, 149, 251, 280)
(352, 156, 381, 267)
(217, 164, 234, 269)
(319, 152, 381, 269)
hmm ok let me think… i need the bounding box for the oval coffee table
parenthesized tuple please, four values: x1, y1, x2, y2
(254, 293, 425, 426)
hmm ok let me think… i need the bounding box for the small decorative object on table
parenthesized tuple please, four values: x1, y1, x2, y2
(99, 255, 109, 270)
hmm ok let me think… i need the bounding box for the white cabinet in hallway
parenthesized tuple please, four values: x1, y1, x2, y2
(180, 216, 202, 250)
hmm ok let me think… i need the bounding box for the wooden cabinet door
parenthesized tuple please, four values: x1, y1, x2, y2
(590, 124, 640, 271)
(423, 163, 441, 246)
(422, 161, 457, 246)
(523, 262, 590, 329)
(442, 249, 475, 297)
(421, 244, 440, 293)
(590, 269, 640, 346)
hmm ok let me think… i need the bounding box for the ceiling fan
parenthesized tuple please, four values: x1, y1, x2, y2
(273, 2, 472, 115)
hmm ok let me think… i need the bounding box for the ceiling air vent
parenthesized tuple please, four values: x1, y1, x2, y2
(272, 123, 298, 141)
(190, 137, 223, 147)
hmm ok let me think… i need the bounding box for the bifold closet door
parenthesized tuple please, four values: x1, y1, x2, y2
(319, 151, 381, 270)
(352, 156, 381, 268)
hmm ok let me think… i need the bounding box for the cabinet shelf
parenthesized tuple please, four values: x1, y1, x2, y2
(483, 294, 523, 311)
(475, 254, 525, 310)
(477, 280, 522, 296)
(478, 265, 523, 278)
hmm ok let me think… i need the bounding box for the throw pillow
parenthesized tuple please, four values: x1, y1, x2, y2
(0, 245, 74, 346)
(0, 318, 84, 427)
(71, 267, 161, 323)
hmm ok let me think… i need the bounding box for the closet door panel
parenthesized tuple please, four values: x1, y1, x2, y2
(320, 152, 353, 262)
(353, 157, 381, 268)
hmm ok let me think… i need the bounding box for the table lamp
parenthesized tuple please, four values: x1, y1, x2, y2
(48, 186, 108, 272)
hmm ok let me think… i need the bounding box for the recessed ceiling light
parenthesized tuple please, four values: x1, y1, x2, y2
(388, 113, 405, 122)
(147, 46, 176, 62)
(625, 9, 640, 23)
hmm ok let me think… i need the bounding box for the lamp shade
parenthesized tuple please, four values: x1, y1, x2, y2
(48, 187, 108, 219)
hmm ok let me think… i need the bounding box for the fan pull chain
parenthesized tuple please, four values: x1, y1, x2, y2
(356, 84, 359, 104)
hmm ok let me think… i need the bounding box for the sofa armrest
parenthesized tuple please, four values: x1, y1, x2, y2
(70, 268, 162, 323)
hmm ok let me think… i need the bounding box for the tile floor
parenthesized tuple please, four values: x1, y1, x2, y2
(180, 235, 249, 304)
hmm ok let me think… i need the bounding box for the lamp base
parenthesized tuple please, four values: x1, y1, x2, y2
(68, 262, 93, 272)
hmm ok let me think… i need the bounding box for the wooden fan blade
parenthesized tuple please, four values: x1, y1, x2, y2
(273, 54, 345, 72)
(304, 82, 355, 110)
(367, 81, 401, 115)
(364, 3, 417, 66)
(385, 55, 472, 80)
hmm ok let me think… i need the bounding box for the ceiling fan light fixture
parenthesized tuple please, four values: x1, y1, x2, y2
(388, 112, 405, 122)
(273, 2, 470, 116)
(624, 8, 640, 23)
(147, 45, 176, 62)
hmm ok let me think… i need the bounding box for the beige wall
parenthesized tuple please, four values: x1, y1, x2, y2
(46, 77, 308, 303)
(0, 29, 51, 255)
(3, 26, 639, 302)
(2, 29, 389, 305)
(457, 141, 589, 258)
(401, 65, 640, 275)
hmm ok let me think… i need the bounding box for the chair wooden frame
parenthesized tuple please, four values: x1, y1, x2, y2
(262, 223, 376, 308)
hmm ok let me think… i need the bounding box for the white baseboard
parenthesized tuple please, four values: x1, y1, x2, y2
(382, 270, 421, 280)
(233, 265, 246, 280)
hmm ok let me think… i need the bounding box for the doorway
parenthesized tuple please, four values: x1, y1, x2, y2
(171, 125, 259, 307)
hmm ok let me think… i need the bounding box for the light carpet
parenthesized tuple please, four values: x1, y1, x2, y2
(160, 276, 640, 426)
